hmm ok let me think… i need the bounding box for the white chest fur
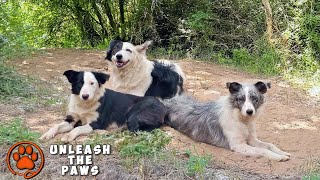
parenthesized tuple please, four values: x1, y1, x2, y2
(219, 104, 255, 149)
(68, 95, 100, 124)
(109, 59, 154, 97)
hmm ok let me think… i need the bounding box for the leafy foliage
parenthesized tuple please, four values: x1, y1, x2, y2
(0, 0, 319, 94)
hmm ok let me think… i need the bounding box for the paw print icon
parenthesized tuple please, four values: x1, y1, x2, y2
(6, 142, 45, 179)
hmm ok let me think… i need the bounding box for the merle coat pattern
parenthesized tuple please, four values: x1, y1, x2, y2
(164, 81, 291, 161)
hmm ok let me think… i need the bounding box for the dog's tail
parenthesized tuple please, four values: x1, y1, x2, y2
(156, 59, 186, 82)
(155, 59, 186, 95)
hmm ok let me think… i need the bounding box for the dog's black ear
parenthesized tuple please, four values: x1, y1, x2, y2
(226, 82, 242, 94)
(255, 81, 270, 94)
(136, 40, 152, 54)
(92, 72, 110, 85)
(105, 40, 120, 61)
(105, 49, 112, 61)
(63, 70, 79, 83)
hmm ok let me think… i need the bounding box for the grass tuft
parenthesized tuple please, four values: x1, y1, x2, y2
(185, 149, 211, 178)
(85, 129, 171, 157)
(303, 174, 320, 180)
(0, 118, 40, 146)
(118, 129, 171, 158)
(0, 63, 34, 100)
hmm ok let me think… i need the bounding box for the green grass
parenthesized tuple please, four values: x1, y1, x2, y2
(0, 118, 41, 146)
(0, 43, 61, 106)
(0, 63, 34, 100)
(0, 62, 64, 112)
(118, 129, 171, 158)
(185, 149, 211, 178)
(303, 173, 320, 180)
(85, 129, 171, 158)
(84, 130, 216, 178)
(85, 129, 173, 171)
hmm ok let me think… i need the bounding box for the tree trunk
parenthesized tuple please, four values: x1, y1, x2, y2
(72, 0, 101, 46)
(92, 0, 108, 38)
(103, 0, 118, 36)
(262, 0, 273, 44)
(119, 0, 125, 39)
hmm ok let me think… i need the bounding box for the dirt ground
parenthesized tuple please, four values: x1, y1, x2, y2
(2, 49, 320, 178)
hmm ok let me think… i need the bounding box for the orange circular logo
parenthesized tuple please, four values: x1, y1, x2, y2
(6, 141, 45, 179)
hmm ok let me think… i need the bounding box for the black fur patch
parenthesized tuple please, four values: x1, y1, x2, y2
(65, 115, 74, 123)
(63, 70, 84, 95)
(89, 89, 167, 132)
(92, 72, 110, 87)
(105, 40, 123, 61)
(254, 81, 269, 94)
(126, 97, 167, 131)
(74, 121, 82, 127)
(65, 115, 82, 127)
(145, 61, 184, 99)
(227, 82, 242, 94)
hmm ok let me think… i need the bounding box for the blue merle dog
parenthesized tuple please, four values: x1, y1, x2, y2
(164, 81, 291, 161)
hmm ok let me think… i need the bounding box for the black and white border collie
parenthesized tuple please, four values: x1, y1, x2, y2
(105, 40, 185, 99)
(40, 70, 167, 142)
(164, 81, 291, 161)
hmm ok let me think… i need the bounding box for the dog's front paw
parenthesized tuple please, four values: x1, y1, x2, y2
(280, 151, 291, 157)
(40, 128, 57, 140)
(61, 135, 70, 143)
(276, 155, 290, 162)
(61, 133, 75, 143)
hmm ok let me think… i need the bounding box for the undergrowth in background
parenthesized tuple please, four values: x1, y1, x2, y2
(1, 0, 319, 97)
(215, 37, 282, 76)
(0, 118, 40, 146)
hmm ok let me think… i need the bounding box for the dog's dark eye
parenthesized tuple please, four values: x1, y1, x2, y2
(90, 82, 94, 85)
(236, 96, 245, 102)
(251, 96, 258, 102)
(126, 49, 132, 53)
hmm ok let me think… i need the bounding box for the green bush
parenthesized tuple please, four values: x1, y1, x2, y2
(216, 38, 282, 75)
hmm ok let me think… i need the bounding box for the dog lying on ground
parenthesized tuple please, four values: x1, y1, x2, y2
(40, 70, 167, 142)
(105, 40, 185, 99)
(164, 81, 291, 161)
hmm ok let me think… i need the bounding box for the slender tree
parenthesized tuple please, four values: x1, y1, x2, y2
(262, 0, 273, 44)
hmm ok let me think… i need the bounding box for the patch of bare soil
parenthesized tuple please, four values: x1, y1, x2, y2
(3, 49, 320, 178)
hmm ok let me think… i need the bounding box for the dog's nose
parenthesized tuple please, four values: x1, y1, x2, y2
(82, 94, 89, 100)
(116, 54, 123, 60)
(246, 109, 253, 115)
